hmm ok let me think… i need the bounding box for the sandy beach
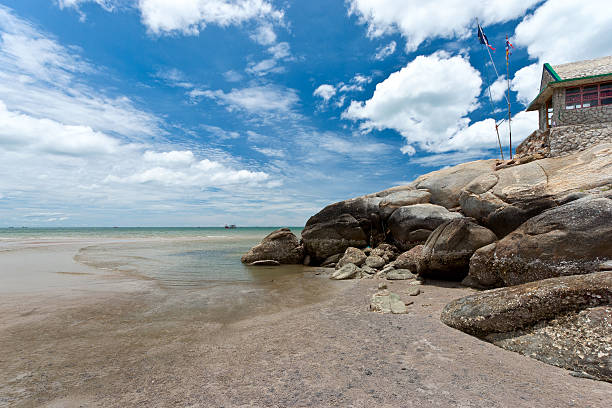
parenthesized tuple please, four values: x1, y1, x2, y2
(1, 240, 610, 407)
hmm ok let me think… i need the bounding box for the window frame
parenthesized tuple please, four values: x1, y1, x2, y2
(565, 81, 612, 110)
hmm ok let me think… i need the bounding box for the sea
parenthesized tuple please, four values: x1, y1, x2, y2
(0, 227, 307, 288)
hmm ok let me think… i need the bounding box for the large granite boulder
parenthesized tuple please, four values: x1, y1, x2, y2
(418, 218, 497, 280)
(301, 213, 367, 262)
(466, 195, 612, 287)
(459, 143, 612, 237)
(409, 159, 497, 209)
(336, 247, 367, 269)
(301, 196, 384, 262)
(441, 272, 612, 382)
(241, 228, 304, 264)
(387, 204, 463, 251)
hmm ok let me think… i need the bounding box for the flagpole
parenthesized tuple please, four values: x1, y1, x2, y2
(476, 18, 505, 160)
(506, 35, 512, 159)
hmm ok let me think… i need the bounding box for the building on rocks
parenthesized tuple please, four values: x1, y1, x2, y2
(520, 55, 612, 157)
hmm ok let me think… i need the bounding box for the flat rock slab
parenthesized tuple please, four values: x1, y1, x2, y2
(387, 269, 416, 280)
(249, 260, 281, 266)
(370, 291, 407, 314)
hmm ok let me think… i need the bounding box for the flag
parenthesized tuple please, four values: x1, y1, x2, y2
(505, 35, 514, 61)
(477, 24, 495, 51)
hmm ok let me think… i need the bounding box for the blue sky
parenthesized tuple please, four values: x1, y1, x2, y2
(0, 0, 610, 226)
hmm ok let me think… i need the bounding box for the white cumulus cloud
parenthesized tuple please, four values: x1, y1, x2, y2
(347, 0, 540, 52)
(313, 84, 336, 102)
(137, 0, 283, 36)
(343, 52, 482, 154)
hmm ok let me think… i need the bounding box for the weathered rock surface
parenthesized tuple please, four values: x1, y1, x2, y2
(365, 255, 385, 269)
(336, 247, 367, 269)
(330, 263, 360, 280)
(463, 243, 500, 288)
(392, 245, 423, 271)
(487, 306, 612, 383)
(370, 291, 407, 314)
(418, 218, 497, 280)
(442, 272, 612, 382)
(387, 204, 463, 251)
(441, 272, 612, 336)
(466, 195, 612, 287)
(241, 228, 304, 264)
(378, 189, 431, 219)
(459, 144, 612, 237)
(410, 159, 497, 209)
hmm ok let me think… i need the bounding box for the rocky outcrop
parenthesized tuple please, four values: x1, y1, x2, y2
(441, 272, 612, 382)
(466, 195, 612, 287)
(459, 144, 612, 237)
(409, 159, 497, 208)
(336, 247, 367, 269)
(241, 228, 304, 264)
(418, 218, 497, 280)
(387, 204, 463, 251)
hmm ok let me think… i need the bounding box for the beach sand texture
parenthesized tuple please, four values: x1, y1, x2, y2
(1, 239, 611, 407)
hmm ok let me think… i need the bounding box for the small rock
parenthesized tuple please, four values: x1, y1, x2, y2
(336, 247, 367, 269)
(361, 265, 377, 275)
(249, 260, 281, 266)
(370, 292, 407, 314)
(409, 280, 424, 286)
(378, 282, 387, 290)
(330, 263, 360, 280)
(380, 265, 395, 275)
(365, 255, 385, 269)
(408, 288, 420, 296)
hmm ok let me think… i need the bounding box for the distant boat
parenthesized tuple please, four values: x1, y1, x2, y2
(224, 224, 237, 229)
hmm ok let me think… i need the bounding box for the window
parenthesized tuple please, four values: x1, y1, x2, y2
(565, 82, 612, 109)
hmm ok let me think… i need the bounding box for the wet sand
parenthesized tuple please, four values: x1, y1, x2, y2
(1, 243, 611, 407)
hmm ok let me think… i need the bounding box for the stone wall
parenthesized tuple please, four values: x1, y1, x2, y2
(515, 129, 550, 157)
(549, 123, 612, 156)
(552, 88, 612, 127)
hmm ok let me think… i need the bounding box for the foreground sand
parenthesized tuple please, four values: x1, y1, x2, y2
(1, 244, 611, 407)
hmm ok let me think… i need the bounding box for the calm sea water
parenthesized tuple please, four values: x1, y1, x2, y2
(0, 227, 305, 288)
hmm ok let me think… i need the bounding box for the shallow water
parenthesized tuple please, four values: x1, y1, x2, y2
(0, 227, 305, 289)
